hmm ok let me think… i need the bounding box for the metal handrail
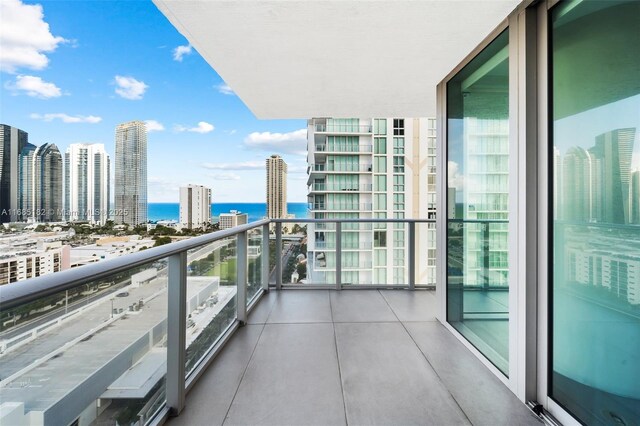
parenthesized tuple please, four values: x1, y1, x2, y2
(273, 218, 436, 223)
(0, 219, 269, 310)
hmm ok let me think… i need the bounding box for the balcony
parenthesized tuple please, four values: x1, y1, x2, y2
(314, 124, 373, 134)
(166, 289, 539, 426)
(0, 218, 537, 426)
(314, 144, 373, 154)
(309, 183, 373, 192)
(308, 163, 373, 173)
(308, 203, 373, 211)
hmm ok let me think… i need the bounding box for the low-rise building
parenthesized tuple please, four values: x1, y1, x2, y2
(0, 240, 69, 285)
(219, 210, 248, 230)
(69, 236, 155, 267)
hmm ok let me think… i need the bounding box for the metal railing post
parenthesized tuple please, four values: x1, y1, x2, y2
(237, 231, 248, 324)
(408, 222, 416, 290)
(335, 222, 342, 290)
(262, 223, 270, 291)
(275, 222, 283, 290)
(167, 252, 187, 416)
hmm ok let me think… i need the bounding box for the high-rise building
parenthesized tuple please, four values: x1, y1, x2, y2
(219, 210, 248, 230)
(589, 128, 635, 224)
(179, 185, 212, 230)
(65, 144, 110, 224)
(114, 121, 147, 226)
(19, 143, 63, 222)
(462, 117, 509, 288)
(562, 146, 593, 222)
(306, 118, 435, 285)
(0, 125, 29, 223)
(266, 155, 287, 219)
(631, 170, 640, 224)
(553, 146, 562, 220)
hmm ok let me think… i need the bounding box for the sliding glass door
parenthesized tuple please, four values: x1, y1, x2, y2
(446, 30, 510, 375)
(550, 1, 640, 424)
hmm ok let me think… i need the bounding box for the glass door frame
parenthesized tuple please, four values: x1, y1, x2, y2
(436, 0, 572, 413)
(436, 10, 526, 397)
(534, 2, 582, 423)
(438, 1, 634, 424)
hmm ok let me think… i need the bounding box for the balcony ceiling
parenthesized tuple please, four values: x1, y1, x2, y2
(153, 0, 521, 119)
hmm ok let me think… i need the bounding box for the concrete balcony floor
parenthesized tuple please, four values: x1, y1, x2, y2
(168, 290, 541, 426)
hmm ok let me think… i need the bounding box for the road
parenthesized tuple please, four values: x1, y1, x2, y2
(270, 242, 300, 284)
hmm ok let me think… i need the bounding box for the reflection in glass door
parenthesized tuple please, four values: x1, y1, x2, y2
(446, 30, 510, 375)
(550, 1, 640, 424)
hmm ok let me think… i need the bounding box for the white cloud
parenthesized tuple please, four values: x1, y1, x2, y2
(289, 174, 308, 180)
(30, 113, 102, 124)
(288, 164, 307, 174)
(5, 75, 62, 98)
(201, 161, 263, 171)
(175, 121, 215, 134)
(172, 44, 192, 61)
(211, 173, 241, 181)
(148, 177, 182, 202)
(244, 129, 307, 155)
(145, 120, 165, 132)
(448, 161, 464, 191)
(114, 75, 148, 100)
(217, 83, 234, 95)
(0, 0, 67, 73)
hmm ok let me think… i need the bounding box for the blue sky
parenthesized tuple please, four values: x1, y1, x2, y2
(1, 0, 309, 202)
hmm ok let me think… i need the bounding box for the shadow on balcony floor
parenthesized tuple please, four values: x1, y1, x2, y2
(167, 289, 540, 426)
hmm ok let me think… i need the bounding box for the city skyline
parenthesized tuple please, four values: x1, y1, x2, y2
(0, 0, 307, 203)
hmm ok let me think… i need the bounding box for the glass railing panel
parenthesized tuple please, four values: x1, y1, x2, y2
(447, 220, 509, 374)
(310, 183, 372, 192)
(247, 227, 263, 304)
(280, 229, 313, 285)
(315, 124, 372, 133)
(416, 222, 437, 286)
(185, 237, 237, 376)
(0, 259, 169, 426)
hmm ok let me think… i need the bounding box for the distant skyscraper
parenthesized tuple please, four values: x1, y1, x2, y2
(266, 154, 287, 219)
(179, 184, 211, 230)
(114, 121, 147, 225)
(562, 146, 593, 222)
(0, 124, 29, 223)
(631, 170, 640, 224)
(590, 128, 635, 224)
(553, 146, 562, 220)
(65, 144, 110, 224)
(19, 143, 63, 222)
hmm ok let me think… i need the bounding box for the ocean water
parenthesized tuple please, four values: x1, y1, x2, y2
(148, 202, 308, 223)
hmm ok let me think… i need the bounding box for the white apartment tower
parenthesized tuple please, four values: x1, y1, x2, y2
(65, 144, 110, 224)
(306, 118, 436, 285)
(266, 155, 287, 219)
(114, 121, 147, 226)
(179, 185, 212, 230)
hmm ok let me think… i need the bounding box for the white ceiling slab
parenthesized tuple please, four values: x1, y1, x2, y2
(153, 0, 521, 119)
